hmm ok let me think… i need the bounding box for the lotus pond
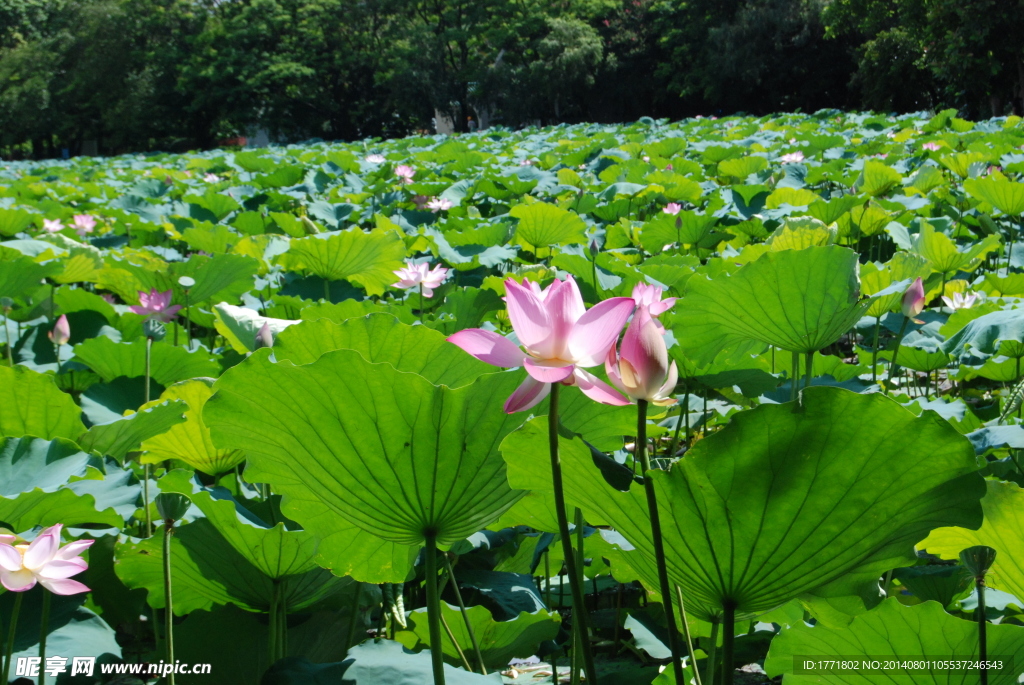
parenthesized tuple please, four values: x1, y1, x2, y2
(1, 110, 1024, 685)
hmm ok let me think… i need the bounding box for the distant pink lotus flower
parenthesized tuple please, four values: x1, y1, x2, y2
(129, 289, 182, 322)
(663, 203, 682, 216)
(631, 282, 676, 319)
(780, 151, 805, 164)
(365, 154, 386, 164)
(0, 524, 93, 595)
(519, 159, 535, 166)
(204, 173, 220, 182)
(941, 291, 977, 310)
(605, 305, 678, 405)
(48, 315, 70, 346)
(42, 219, 63, 233)
(902, 277, 926, 322)
(922, 142, 941, 151)
(427, 197, 454, 213)
(447, 275, 635, 413)
(642, 156, 651, 162)
(72, 215, 96, 236)
(665, 164, 673, 171)
(392, 261, 450, 297)
(395, 165, 415, 183)
(100, 294, 117, 305)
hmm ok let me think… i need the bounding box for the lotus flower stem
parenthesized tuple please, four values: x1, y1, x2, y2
(345, 582, 362, 648)
(444, 555, 486, 674)
(439, 610, 473, 672)
(676, 585, 702, 685)
(637, 399, 686, 684)
(721, 602, 736, 685)
(424, 533, 446, 685)
(38, 591, 50, 685)
(570, 507, 586, 685)
(885, 317, 910, 396)
(2, 591, 23, 684)
(419, 284, 424, 323)
(871, 318, 881, 383)
(546, 383, 598, 683)
(163, 522, 176, 685)
(144, 337, 153, 537)
(705, 617, 718, 685)
(790, 351, 799, 402)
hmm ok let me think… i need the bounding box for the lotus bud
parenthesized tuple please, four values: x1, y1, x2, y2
(155, 492, 191, 523)
(143, 318, 166, 342)
(48, 314, 70, 346)
(255, 322, 274, 350)
(589, 238, 600, 258)
(959, 545, 997, 579)
(901, 277, 925, 320)
(301, 216, 321, 235)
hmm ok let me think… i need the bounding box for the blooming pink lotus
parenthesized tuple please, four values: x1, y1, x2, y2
(395, 165, 415, 183)
(902, 277, 926, 322)
(48, 315, 70, 346)
(922, 142, 941, 152)
(606, 305, 678, 405)
(663, 203, 682, 216)
(204, 173, 220, 182)
(448, 275, 635, 413)
(780, 151, 805, 164)
(427, 197, 454, 213)
(631, 283, 676, 332)
(72, 215, 96, 236)
(392, 261, 450, 297)
(365, 154, 386, 164)
(130, 289, 182, 322)
(42, 219, 63, 233)
(0, 524, 93, 595)
(941, 291, 977, 310)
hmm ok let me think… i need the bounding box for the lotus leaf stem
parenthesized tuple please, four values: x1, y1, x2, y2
(424, 533, 446, 685)
(444, 554, 486, 674)
(885, 316, 910, 396)
(163, 521, 176, 685)
(2, 592, 23, 684)
(676, 585, 702, 685)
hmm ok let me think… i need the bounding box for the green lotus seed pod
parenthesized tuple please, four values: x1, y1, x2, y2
(959, 545, 997, 578)
(155, 492, 191, 522)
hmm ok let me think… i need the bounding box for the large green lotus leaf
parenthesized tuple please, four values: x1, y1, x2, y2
(921, 480, 1024, 601)
(0, 208, 37, 237)
(76, 400, 187, 462)
(674, 246, 872, 364)
(501, 388, 984, 623)
(159, 469, 321, 578)
(0, 256, 60, 300)
(276, 229, 406, 295)
(964, 177, 1024, 216)
(719, 156, 767, 180)
(206, 349, 525, 546)
(510, 202, 587, 252)
(72, 337, 220, 386)
(764, 598, 1024, 685)
(213, 302, 298, 353)
(263, 640, 502, 685)
(139, 379, 245, 475)
(911, 220, 1001, 275)
(0, 437, 125, 529)
(273, 314, 491, 387)
(640, 212, 718, 253)
(858, 159, 902, 197)
(396, 603, 561, 670)
(942, 308, 1024, 363)
(114, 520, 344, 615)
(0, 365, 85, 439)
(53, 249, 103, 284)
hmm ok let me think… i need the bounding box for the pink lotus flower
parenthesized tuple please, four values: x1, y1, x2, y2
(392, 261, 450, 297)
(48, 314, 70, 346)
(0, 524, 93, 595)
(642, 156, 651, 163)
(780, 151, 805, 164)
(605, 305, 678, 405)
(395, 165, 415, 183)
(519, 159, 535, 167)
(941, 291, 977, 310)
(42, 219, 63, 233)
(447, 275, 635, 413)
(365, 154, 386, 164)
(72, 215, 96, 236)
(631, 282, 676, 323)
(204, 173, 220, 182)
(902, 277, 925, 321)
(663, 203, 682, 216)
(100, 293, 117, 305)
(922, 142, 941, 151)
(427, 197, 454, 213)
(129, 289, 182, 322)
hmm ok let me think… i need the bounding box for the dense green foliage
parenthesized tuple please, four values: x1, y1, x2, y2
(3, 0, 1024, 158)
(1, 113, 1024, 682)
